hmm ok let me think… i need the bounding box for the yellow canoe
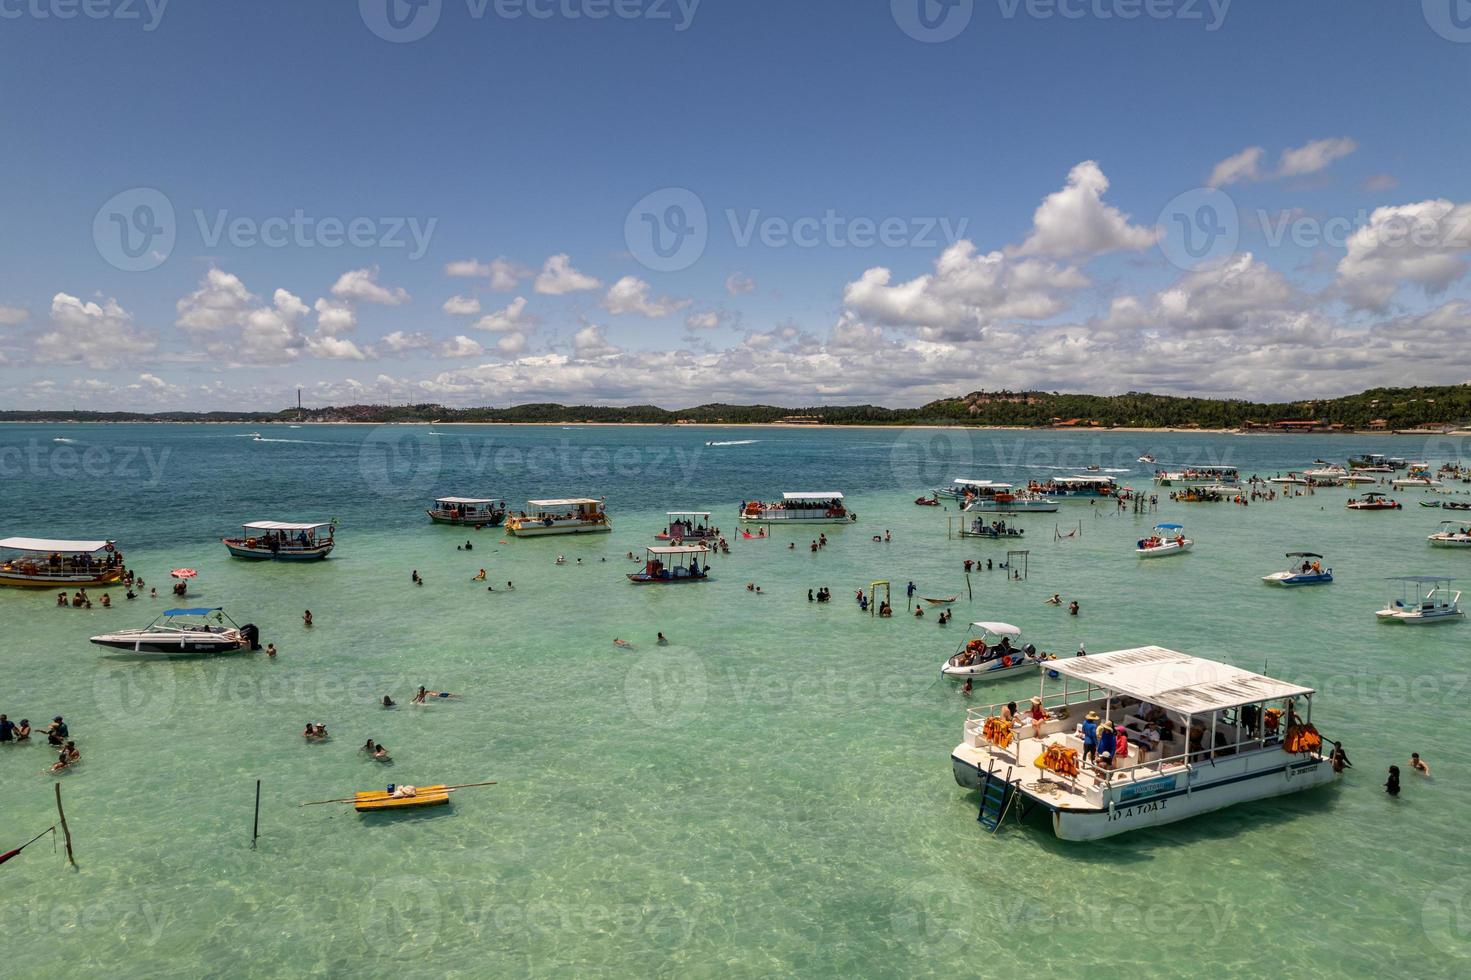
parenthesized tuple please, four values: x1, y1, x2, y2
(354, 785, 451, 812)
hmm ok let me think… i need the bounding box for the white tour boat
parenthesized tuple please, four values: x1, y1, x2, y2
(0, 537, 126, 588)
(1375, 577, 1464, 624)
(961, 485, 1059, 514)
(951, 645, 1338, 840)
(1339, 473, 1379, 486)
(1267, 474, 1309, 486)
(1153, 466, 1239, 487)
(655, 512, 720, 543)
(740, 493, 855, 524)
(1428, 521, 1471, 548)
(427, 497, 507, 527)
(504, 499, 612, 537)
(1027, 475, 1117, 499)
(627, 545, 711, 584)
(223, 521, 336, 560)
(1136, 523, 1192, 558)
(1262, 552, 1333, 586)
(90, 607, 260, 655)
(1303, 464, 1348, 484)
(941, 622, 1051, 681)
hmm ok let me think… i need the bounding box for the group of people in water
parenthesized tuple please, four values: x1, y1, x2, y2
(1, 713, 79, 773)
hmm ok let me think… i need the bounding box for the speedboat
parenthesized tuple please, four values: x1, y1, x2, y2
(1267, 474, 1308, 486)
(1136, 523, 1192, 558)
(1346, 492, 1400, 510)
(1137, 454, 1156, 464)
(1376, 577, 1464, 624)
(90, 607, 260, 655)
(1340, 473, 1379, 486)
(1303, 464, 1347, 484)
(1428, 522, 1471, 548)
(941, 622, 1051, 680)
(1262, 552, 1333, 586)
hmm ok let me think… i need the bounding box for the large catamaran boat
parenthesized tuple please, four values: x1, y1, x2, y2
(426, 497, 507, 527)
(0, 537, 126, 588)
(951, 645, 1337, 840)
(740, 493, 855, 524)
(90, 607, 260, 655)
(223, 521, 336, 560)
(504, 499, 612, 536)
(960, 484, 1059, 514)
(1027, 475, 1118, 498)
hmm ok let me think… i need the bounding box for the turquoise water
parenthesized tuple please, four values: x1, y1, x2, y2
(3, 423, 1470, 978)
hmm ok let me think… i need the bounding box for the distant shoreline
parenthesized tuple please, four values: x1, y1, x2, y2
(1, 418, 1465, 437)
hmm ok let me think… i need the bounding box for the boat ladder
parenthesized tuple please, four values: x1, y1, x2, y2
(976, 762, 1015, 833)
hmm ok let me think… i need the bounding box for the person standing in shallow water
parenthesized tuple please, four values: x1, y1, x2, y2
(1385, 765, 1400, 796)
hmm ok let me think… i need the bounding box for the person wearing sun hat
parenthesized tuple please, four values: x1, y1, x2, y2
(1027, 695, 1047, 726)
(1081, 710, 1100, 762)
(1096, 720, 1116, 769)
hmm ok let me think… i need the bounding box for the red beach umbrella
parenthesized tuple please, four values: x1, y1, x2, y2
(170, 568, 198, 579)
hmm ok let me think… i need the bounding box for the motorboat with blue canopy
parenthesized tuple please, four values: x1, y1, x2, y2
(90, 607, 260, 654)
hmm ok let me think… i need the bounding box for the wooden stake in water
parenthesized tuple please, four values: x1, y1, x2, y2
(54, 784, 75, 867)
(251, 779, 261, 850)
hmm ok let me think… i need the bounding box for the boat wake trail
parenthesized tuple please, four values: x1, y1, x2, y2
(52, 437, 78, 444)
(706, 439, 760, 447)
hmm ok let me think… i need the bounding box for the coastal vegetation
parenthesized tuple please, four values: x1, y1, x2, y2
(3, 384, 1470, 430)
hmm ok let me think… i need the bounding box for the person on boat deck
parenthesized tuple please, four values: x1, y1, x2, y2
(1080, 711, 1099, 762)
(1000, 701, 1018, 724)
(1095, 721, 1116, 770)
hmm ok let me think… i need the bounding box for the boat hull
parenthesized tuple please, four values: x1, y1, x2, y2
(0, 567, 124, 588)
(1376, 609, 1464, 624)
(427, 511, 505, 527)
(964, 501, 1059, 514)
(354, 786, 451, 812)
(224, 540, 334, 560)
(1429, 536, 1471, 548)
(89, 636, 248, 655)
(941, 659, 1042, 680)
(504, 521, 612, 537)
(738, 514, 854, 525)
(1262, 571, 1333, 586)
(627, 572, 711, 584)
(950, 752, 1338, 841)
(1136, 541, 1192, 558)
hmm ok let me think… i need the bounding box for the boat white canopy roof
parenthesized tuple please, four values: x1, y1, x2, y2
(1053, 475, 1116, 484)
(527, 498, 602, 507)
(0, 536, 112, 553)
(435, 497, 500, 505)
(782, 492, 843, 500)
(953, 478, 1001, 487)
(648, 545, 710, 555)
(666, 511, 711, 518)
(1049, 646, 1314, 715)
(241, 521, 333, 531)
(970, 621, 1022, 636)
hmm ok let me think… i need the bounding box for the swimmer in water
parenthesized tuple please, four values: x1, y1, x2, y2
(473, 569, 487, 582)
(1410, 752, 1430, 776)
(614, 639, 634, 649)
(1045, 594, 1062, 605)
(657, 632, 668, 645)
(266, 643, 277, 658)
(302, 610, 313, 627)
(382, 695, 396, 708)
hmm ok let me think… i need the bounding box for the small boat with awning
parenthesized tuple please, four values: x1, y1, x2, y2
(627, 545, 712, 584)
(1262, 552, 1333, 586)
(1376, 577, 1464, 624)
(223, 521, 336, 560)
(655, 512, 720, 542)
(1346, 492, 1400, 511)
(1136, 523, 1192, 558)
(504, 499, 612, 536)
(0, 537, 126, 588)
(427, 497, 506, 527)
(90, 607, 260, 655)
(1428, 521, 1471, 548)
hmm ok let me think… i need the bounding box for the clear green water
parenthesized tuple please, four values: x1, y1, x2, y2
(3, 424, 1469, 978)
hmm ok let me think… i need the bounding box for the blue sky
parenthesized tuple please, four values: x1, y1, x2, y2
(1, 0, 1470, 409)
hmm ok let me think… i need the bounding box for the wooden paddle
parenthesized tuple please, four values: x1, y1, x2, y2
(299, 780, 497, 807)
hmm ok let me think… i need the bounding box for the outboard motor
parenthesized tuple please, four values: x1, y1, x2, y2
(242, 623, 261, 651)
